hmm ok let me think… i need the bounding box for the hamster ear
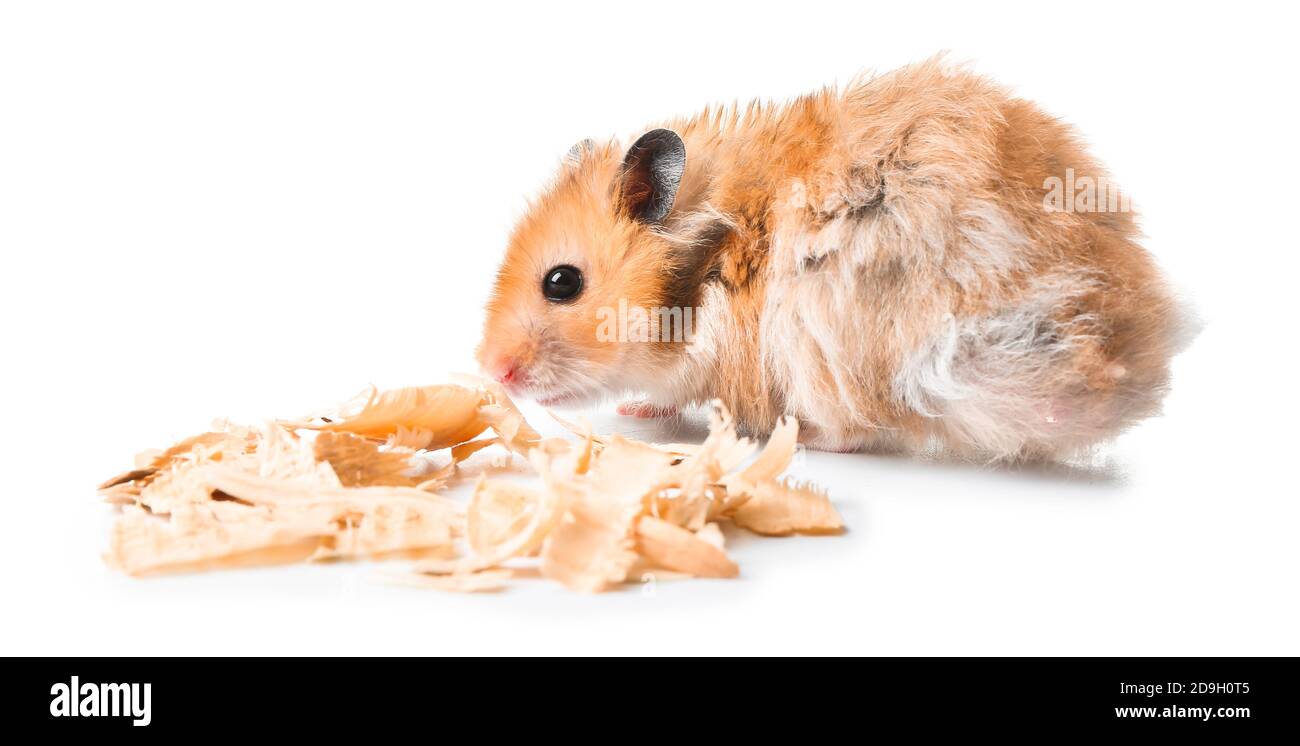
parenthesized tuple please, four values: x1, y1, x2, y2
(564, 138, 595, 167)
(617, 129, 686, 224)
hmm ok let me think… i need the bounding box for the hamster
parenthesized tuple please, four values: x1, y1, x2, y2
(477, 57, 1192, 459)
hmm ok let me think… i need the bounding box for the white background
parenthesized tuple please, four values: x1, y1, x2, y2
(2, 1, 1297, 655)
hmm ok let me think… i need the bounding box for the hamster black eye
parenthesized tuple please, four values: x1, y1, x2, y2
(542, 265, 583, 302)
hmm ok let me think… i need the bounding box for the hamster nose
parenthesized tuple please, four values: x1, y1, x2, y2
(491, 358, 523, 385)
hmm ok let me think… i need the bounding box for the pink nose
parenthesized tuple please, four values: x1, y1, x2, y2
(493, 359, 522, 385)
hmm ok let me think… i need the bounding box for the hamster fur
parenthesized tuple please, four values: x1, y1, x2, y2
(478, 57, 1193, 460)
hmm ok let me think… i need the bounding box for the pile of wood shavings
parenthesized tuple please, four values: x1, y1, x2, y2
(98, 381, 843, 593)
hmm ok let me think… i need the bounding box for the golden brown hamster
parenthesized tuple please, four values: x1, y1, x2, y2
(478, 57, 1192, 459)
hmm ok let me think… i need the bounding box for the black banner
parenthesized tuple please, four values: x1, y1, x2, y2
(6, 657, 1292, 734)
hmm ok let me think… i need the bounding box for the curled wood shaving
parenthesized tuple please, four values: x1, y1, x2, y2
(696, 522, 726, 550)
(548, 410, 702, 460)
(542, 520, 638, 592)
(542, 440, 646, 592)
(412, 467, 568, 577)
(202, 469, 462, 517)
(729, 478, 844, 536)
(450, 437, 500, 464)
(466, 478, 546, 558)
(99, 429, 254, 503)
(635, 516, 739, 578)
(731, 416, 799, 485)
(297, 384, 488, 449)
(478, 386, 542, 455)
(106, 505, 328, 576)
(314, 431, 423, 487)
(100, 385, 845, 592)
(97, 431, 250, 491)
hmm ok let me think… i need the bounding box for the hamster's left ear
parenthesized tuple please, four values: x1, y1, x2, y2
(564, 138, 596, 167)
(617, 129, 685, 225)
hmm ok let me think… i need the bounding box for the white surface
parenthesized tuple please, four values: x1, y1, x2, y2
(1, 1, 1297, 655)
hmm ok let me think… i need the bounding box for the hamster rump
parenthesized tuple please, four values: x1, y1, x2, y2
(760, 66, 1190, 459)
(478, 56, 1193, 460)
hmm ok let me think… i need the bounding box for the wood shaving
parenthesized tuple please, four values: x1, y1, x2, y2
(477, 381, 543, 455)
(548, 410, 706, 463)
(100, 381, 845, 593)
(635, 516, 739, 578)
(314, 431, 423, 487)
(465, 478, 548, 558)
(729, 478, 845, 536)
(294, 384, 488, 449)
